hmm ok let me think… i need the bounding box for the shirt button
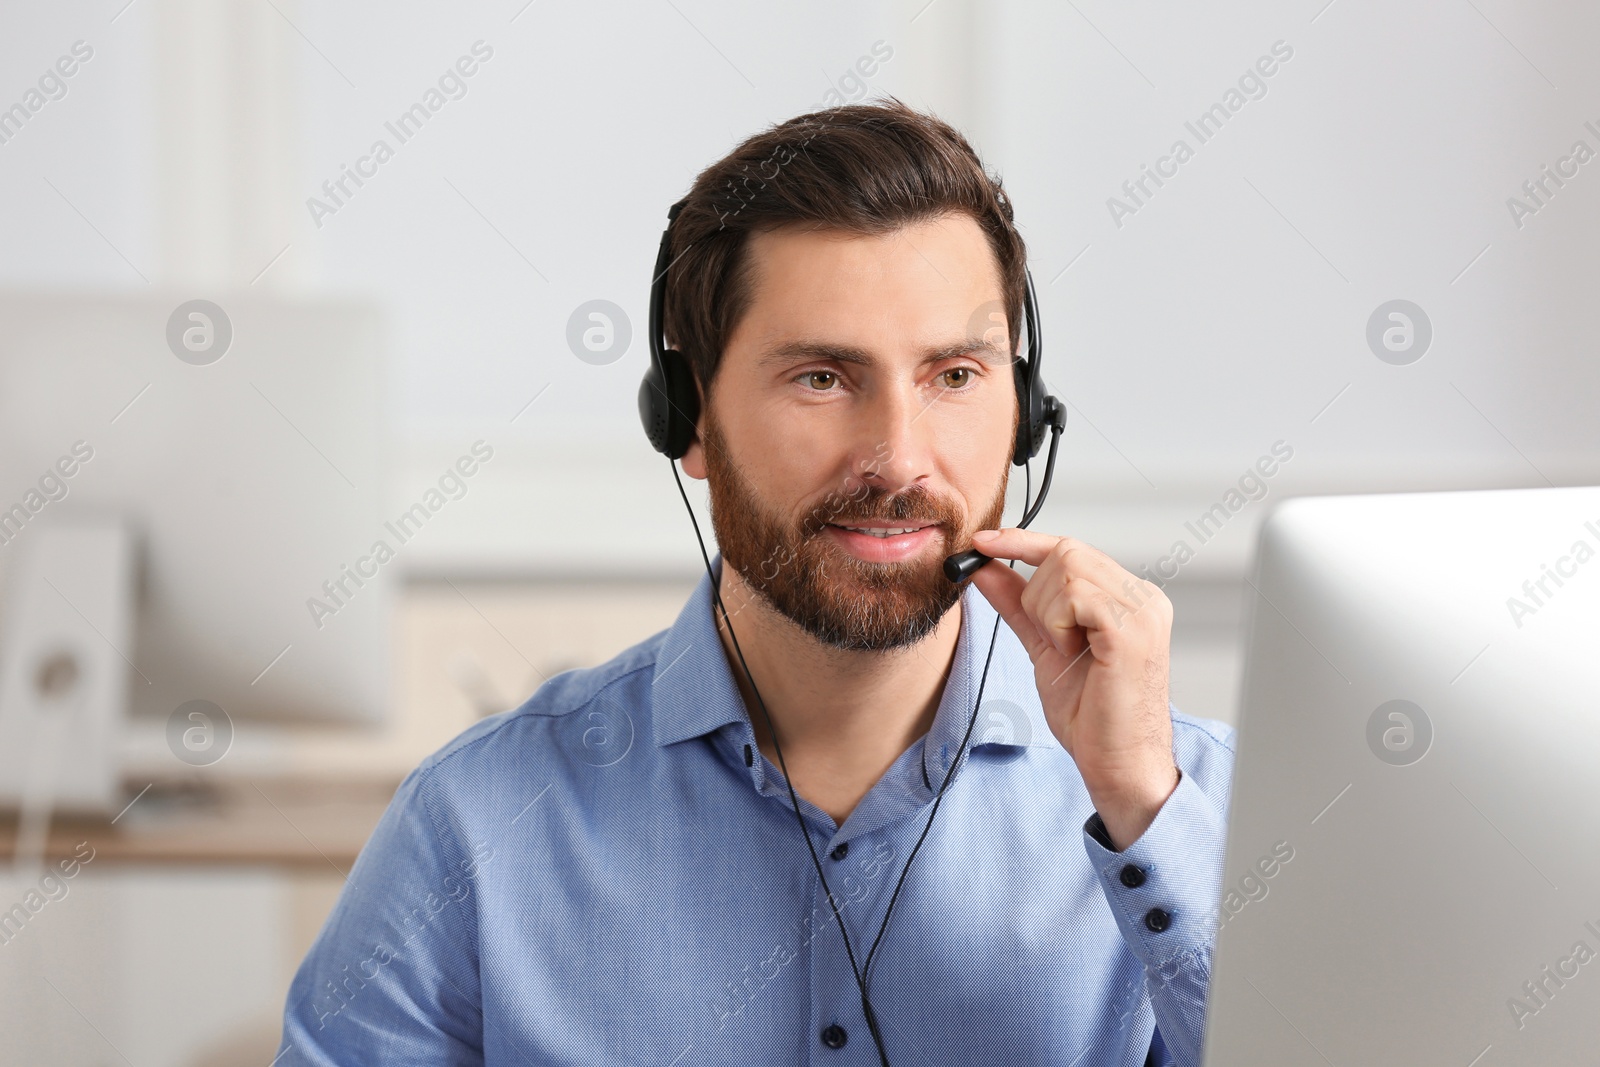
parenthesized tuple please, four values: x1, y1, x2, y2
(821, 1024, 848, 1049)
(1144, 907, 1172, 933)
(830, 842, 849, 862)
(1119, 863, 1146, 888)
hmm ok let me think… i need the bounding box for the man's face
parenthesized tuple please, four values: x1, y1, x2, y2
(682, 213, 1017, 651)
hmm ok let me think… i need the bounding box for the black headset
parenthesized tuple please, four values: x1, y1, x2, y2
(640, 198, 1064, 474)
(638, 194, 1066, 1066)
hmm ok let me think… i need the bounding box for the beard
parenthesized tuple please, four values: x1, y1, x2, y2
(702, 415, 1008, 652)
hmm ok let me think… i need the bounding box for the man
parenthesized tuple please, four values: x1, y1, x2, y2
(280, 99, 1233, 1066)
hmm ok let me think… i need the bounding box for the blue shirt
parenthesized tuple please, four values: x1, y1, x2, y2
(279, 560, 1235, 1066)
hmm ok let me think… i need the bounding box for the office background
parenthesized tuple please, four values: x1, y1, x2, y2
(1, 0, 1596, 1062)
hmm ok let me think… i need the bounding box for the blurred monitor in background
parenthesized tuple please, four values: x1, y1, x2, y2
(0, 295, 390, 809)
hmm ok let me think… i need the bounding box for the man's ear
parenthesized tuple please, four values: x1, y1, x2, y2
(681, 434, 707, 480)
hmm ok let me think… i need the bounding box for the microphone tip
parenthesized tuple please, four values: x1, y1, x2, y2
(943, 549, 990, 583)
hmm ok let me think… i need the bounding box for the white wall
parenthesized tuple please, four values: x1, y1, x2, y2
(1, 0, 1595, 583)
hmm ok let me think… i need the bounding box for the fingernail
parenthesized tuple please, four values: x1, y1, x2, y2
(973, 529, 999, 542)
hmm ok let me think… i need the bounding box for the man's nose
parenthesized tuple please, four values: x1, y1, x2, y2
(849, 383, 933, 493)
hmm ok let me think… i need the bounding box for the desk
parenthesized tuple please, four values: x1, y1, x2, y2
(0, 777, 393, 1066)
(0, 776, 398, 872)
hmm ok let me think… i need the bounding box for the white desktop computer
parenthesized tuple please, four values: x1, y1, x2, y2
(1205, 485, 1600, 1065)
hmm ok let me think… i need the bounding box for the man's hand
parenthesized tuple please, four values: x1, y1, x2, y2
(967, 528, 1179, 851)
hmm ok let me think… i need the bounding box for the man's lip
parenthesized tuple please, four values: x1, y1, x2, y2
(821, 522, 942, 563)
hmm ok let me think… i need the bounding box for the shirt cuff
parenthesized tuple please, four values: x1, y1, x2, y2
(1081, 760, 1227, 971)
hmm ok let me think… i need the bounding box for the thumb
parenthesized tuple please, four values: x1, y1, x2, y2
(967, 558, 1050, 661)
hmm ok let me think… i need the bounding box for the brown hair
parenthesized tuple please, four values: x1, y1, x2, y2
(661, 97, 1028, 397)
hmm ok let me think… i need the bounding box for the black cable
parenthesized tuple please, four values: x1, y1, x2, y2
(669, 460, 890, 1066)
(859, 461, 1029, 991)
(668, 447, 1043, 1066)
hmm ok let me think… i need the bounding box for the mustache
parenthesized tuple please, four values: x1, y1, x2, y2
(798, 483, 964, 538)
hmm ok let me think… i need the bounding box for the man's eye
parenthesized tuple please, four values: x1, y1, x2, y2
(939, 367, 975, 388)
(802, 371, 839, 390)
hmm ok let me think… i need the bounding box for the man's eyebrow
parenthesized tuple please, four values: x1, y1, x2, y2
(756, 336, 1009, 368)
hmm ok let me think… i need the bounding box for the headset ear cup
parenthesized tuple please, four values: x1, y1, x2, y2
(1011, 356, 1044, 464)
(638, 348, 700, 459)
(638, 361, 672, 456)
(648, 348, 701, 459)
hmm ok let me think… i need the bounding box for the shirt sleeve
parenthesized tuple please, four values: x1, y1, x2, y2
(276, 763, 487, 1066)
(1080, 747, 1229, 1067)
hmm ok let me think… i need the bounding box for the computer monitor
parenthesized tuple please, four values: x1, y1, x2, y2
(1203, 485, 1600, 1065)
(0, 294, 391, 753)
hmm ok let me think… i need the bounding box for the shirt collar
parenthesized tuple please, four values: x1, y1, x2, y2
(650, 555, 1054, 763)
(650, 556, 750, 748)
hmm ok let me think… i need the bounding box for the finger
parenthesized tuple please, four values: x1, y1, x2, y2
(1026, 579, 1091, 667)
(1034, 577, 1133, 658)
(968, 558, 1052, 660)
(968, 527, 1067, 569)
(1020, 536, 1158, 616)
(1019, 543, 1113, 633)
(1040, 547, 1172, 638)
